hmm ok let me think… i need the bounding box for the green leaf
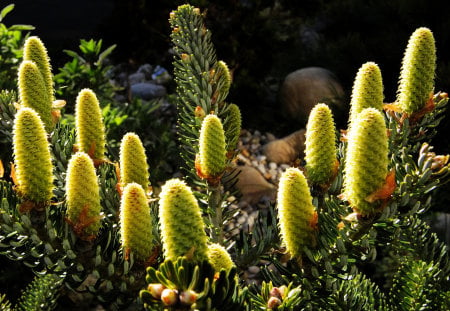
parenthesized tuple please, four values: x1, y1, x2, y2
(96, 44, 117, 66)
(8, 24, 35, 31)
(0, 4, 14, 22)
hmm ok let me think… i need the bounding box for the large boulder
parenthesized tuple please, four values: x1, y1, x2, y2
(279, 67, 346, 126)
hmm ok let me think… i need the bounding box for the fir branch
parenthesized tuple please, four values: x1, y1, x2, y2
(0, 294, 13, 311)
(389, 259, 443, 311)
(15, 273, 63, 311)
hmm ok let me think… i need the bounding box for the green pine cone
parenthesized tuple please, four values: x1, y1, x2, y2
(277, 167, 317, 260)
(212, 60, 232, 105)
(197, 114, 226, 179)
(23, 36, 54, 103)
(158, 178, 208, 262)
(119, 132, 149, 191)
(207, 243, 235, 273)
(12, 107, 54, 204)
(305, 103, 337, 185)
(75, 88, 106, 160)
(17, 60, 53, 132)
(397, 27, 436, 114)
(348, 62, 384, 129)
(223, 103, 242, 154)
(344, 108, 389, 216)
(66, 151, 102, 239)
(120, 182, 153, 261)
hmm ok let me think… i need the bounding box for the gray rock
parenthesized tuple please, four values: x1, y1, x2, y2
(130, 82, 166, 100)
(128, 72, 146, 85)
(279, 67, 345, 126)
(137, 63, 153, 79)
(152, 65, 172, 84)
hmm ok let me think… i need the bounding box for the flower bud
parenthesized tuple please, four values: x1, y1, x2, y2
(267, 296, 282, 309)
(161, 288, 178, 306)
(179, 289, 198, 305)
(147, 283, 165, 300)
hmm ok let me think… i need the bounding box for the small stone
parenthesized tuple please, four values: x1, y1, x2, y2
(241, 148, 251, 158)
(257, 155, 267, 162)
(257, 164, 266, 174)
(137, 63, 154, 79)
(131, 82, 166, 100)
(128, 72, 146, 85)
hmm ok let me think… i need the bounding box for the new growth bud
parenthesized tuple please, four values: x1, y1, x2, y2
(120, 183, 153, 261)
(348, 62, 384, 129)
(397, 27, 436, 114)
(277, 168, 317, 260)
(158, 179, 208, 262)
(12, 107, 54, 205)
(344, 108, 389, 216)
(119, 133, 149, 191)
(305, 103, 338, 185)
(207, 243, 235, 273)
(17, 61, 53, 132)
(75, 89, 106, 161)
(66, 152, 103, 239)
(196, 114, 227, 182)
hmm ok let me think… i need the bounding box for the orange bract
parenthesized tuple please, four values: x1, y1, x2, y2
(309, 211, 319, 231)
(365, 170, 396, 203)
(65, 204, 103, 241)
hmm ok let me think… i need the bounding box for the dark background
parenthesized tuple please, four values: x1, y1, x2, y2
(4, 0, 450, 158)
(7, 0, 450, 139)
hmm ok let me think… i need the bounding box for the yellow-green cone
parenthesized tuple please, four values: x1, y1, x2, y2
(223, 103, 242, 154)
(17, 60, 53, 132)
(23, 36, 54, 103)
(75, 89, 107, 161)
(397, 27, 436, 114)
(207, 243, 235, 273)
(305, 103, 337, 185)
(120, 183, 153, 261)
(277, 167, 317, 260)
(12, 107, 54, 204)
(158, 178, 208, 262)
(119, 133, 149, 191)
(197, 114, 226, 179)
(344, 108, 389, 216)
(212, 60, 232, 104)
(348, 62, 384, 128)
(66, 152, 102, 239)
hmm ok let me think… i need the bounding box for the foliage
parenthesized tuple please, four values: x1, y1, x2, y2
(0, 4, 34, 91)
(54, 38, 117, 108)
(0, 3, 450, 311)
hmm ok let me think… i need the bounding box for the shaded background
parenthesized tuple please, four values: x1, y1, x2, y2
(7, 1, 450, 129)
(7, 0, 450, 170)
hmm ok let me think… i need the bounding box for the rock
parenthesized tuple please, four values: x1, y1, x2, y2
(130, 82, 166, 100)
(152, 65, 172, 84)
(234, 166, 276, 205)
(279, 67, 345, 126)
(262, 129, 306, 164)
(137, 63, 153, 79)
(128, 72, 146, 85)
